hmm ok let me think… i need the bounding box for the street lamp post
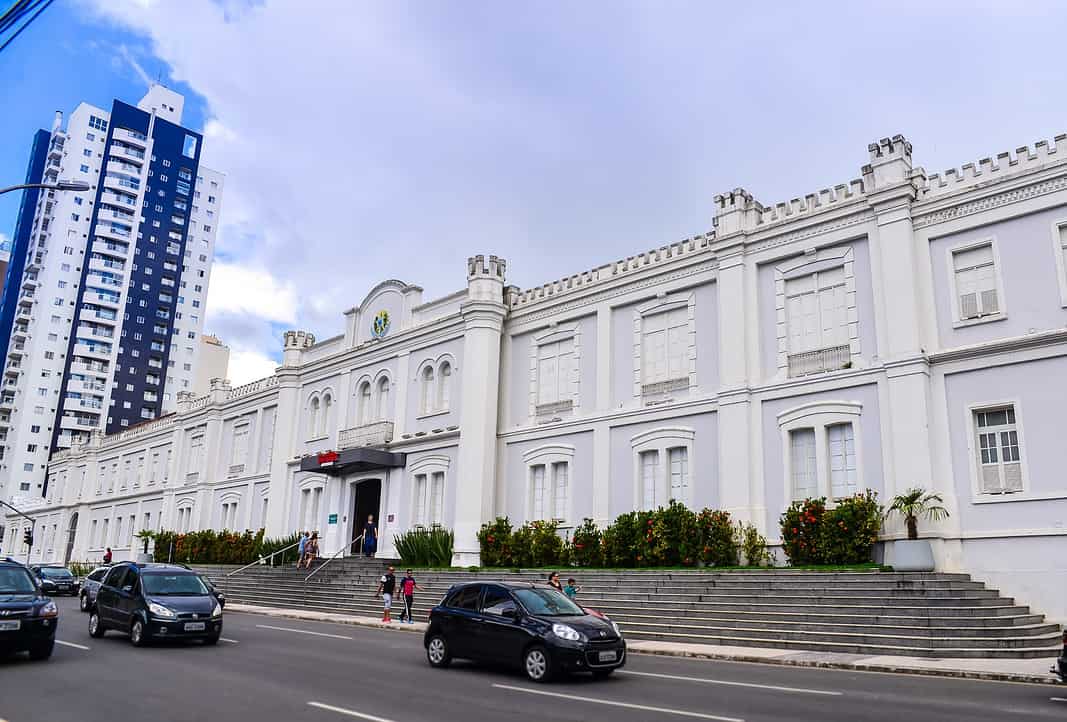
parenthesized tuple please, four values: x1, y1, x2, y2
(0, 179, 91, 196)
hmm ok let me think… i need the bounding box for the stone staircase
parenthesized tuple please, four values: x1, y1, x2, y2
(195, 559, 1063, 659)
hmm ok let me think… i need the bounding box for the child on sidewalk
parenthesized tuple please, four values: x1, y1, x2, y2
(398, 569, 424, 624)
(563, 578, 582, 600)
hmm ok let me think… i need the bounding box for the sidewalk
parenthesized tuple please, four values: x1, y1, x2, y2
(226, 603, 1060, 685)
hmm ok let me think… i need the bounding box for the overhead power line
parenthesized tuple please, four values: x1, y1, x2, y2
(0, 0, 55, 56)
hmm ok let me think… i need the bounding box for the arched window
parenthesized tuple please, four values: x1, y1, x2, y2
(377, 377, 391, 420)
(321, 393, 333, 437)
(308, 397, 320, 438)
(358, 382, 372, 425)
(437, 361, 451, 411)
(420, 366, 435, 414)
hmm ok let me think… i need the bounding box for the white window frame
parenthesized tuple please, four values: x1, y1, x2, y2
(1051, 217, 1067, 307)
(376, 375, 391, 421)
(774, 245, 859, 377)
(521, 444, 575, 525)
(416, 354, 456, 418)
(298, 478, 326, 531)
(946, 237, 1008, 328)
(219, 493, 241, 530)
(630, 427, 696, 509)
(633, 293, 696, 400)
(777, 401, 865, 503)
(528, 323, 581, 419)
(408, 455, 450, 528)
(230, 423, 250, 475)
(965, 399, 1034, 503)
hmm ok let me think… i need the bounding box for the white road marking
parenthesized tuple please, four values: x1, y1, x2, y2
(55, 640, 91, 650)
(219, 637, 240, 644)
(619, 669, 842, 696)
(1051, 697, 1067, 703)
(256, 624, 353, 640)
(491, 683, 744, 721)
(307, 701, 396, 721)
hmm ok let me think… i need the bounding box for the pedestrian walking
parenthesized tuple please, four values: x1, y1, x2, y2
(304, 532, 320, 569)
(103, 547, 112, 565)
(296, 530, 309, 568)
(548, 571, 563, 592)
(375, 565, 397, 623)
(398, 569, 424, 624)
(362, 514, 377, 558)
(563, 578, 582, 601)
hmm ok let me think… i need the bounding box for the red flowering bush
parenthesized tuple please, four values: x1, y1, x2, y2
(779, 498, 826, 565)
(570, 518, 603, 567)
(818, 491, 881, 564)
(477, 517, 515, 567)
(697, 509, 738, 566)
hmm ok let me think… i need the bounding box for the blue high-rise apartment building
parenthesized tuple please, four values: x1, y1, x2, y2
(0, 86, 224, 504)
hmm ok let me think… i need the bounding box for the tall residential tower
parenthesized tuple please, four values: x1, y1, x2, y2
(0, 86, 224, 505)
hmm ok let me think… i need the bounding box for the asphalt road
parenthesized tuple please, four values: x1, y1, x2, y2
(0, 596, 1064, 722)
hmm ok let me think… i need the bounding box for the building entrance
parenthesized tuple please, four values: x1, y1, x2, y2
(351, 479, 381, 555)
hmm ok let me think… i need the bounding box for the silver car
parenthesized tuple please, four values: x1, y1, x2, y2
(79, 566, 110, 613)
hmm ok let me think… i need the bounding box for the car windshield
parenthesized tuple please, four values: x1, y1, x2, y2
(514, 587, 585, 617)
(142, 573, 209, 596)
(40, 567, 73, 579)
(0, 567, 37, 594)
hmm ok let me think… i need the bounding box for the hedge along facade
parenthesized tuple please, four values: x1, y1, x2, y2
(6, 132, 1067, 624)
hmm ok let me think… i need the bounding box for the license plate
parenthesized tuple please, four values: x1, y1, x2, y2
(0, 620, 20, 631)
(59, 585, 70, 590)
(184, 622, 206, 632)
(597, 650, 617, 662)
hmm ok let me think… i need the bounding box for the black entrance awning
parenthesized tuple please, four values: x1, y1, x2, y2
(299, 448, 406, 476)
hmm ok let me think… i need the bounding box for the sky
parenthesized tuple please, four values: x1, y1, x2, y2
(2, 0, 1067, 384)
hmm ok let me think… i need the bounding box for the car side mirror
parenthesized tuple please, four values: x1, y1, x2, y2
(501, 607, 518, 620)
(122, 585, 133, 593)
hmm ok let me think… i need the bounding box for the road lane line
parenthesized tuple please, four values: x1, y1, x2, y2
(55, 640, 91, 650)
(1051, 697, 1067, 703)
(491, 683, 744, 721)
(219, 637, 240, 644)
(619, 669, 842, 696)
(307, 701, 396, 721)
(256, 624, 353, 640)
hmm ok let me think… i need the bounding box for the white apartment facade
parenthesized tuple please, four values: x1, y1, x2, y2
(0, 86, 223, 507)
(5, 130, 1066, 623)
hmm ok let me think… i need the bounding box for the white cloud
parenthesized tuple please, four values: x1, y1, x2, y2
(226, 348, 279, 386)
(206, 263, 298, 325)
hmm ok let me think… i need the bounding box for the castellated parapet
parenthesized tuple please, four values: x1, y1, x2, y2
(467, 254, 507, 281)
(921, 132, 1067, 198)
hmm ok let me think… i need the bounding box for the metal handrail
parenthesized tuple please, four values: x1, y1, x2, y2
(226, 539, 303, 577)
(304, 533, 363, 585)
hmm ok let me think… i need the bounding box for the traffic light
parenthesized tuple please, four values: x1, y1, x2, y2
(22, 528, 33, 547)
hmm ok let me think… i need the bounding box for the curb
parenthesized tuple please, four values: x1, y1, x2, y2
(227, 604, 1059, 686)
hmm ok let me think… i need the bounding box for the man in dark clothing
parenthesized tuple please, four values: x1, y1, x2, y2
(103, 548, 112, 564)
(398, 569, 424, 624)
(375, 565, 396, 623)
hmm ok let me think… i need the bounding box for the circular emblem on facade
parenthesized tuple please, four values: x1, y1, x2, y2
(371, 310, 391, 339)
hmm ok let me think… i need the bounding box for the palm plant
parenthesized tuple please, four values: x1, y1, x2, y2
(885, 488, 949, 540)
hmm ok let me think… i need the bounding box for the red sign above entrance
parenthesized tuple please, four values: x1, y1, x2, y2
(317, 450, 339, 466)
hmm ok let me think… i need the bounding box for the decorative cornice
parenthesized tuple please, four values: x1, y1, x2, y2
(928, 328, 1067, 365)
(913, 174, 1067, 230)
(746, 209, 874, 255)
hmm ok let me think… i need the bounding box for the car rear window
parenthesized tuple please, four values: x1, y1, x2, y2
(142, 573, 208, 596)
(0, 567, 36, 594)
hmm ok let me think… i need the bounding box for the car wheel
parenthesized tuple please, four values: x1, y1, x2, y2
(592, 669, 614, 679)
(203, 634, 220, 646)
(28, 641, 54, 661)
(130, 619, 147, 647)
(88, 612, 106, 638)
(426, 634, 452, 668)
(79, 593, 90, 612)
(523, 646, 554, 683)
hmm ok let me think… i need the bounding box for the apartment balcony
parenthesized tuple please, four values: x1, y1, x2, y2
(21, 275, 38, 291)
(75, 325, 114, 341)
(87, 292, 121, 309)
(115, 128, 147, 147)
(105, 158, 142, 178)
(95, 223, 132, 242)
(100, 191, 137, 209)
(102, 173, 139, 196)
(70, 362, 108, 378)
(8, 342, 26, 358)
(97, 207, 136, 227)
(4, 363, 20, 377)
(59, 415, 99, 431)
(338, 421, 394, 451)
(11, 325, 29, 341)
(85, 273, 124, 291)
(64, 397, 104, 413)
(67, 378, 106, 395)
(82, 308, 118, 324)
(72, 343, 111, 360)
(0, 395, 15, 411)
(15, 306, 32, 324)
(787, 344, 852, 378)
(88, 256, 126, 274)
(110, 143, 145, 164)
(95, 240, 130, 258)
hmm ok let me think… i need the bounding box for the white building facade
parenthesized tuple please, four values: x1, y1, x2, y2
(0, 86, 224, 506)
(5, 132, 1066, 623)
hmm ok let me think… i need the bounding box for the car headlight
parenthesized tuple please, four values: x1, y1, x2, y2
(148, 602, 176, 618)
(552, 623, 581, 642)
(37, 600, 58, 618)
(611, 620, 622, 637)
(212, 601, 222, 618)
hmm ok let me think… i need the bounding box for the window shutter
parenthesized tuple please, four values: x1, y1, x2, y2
(1002, 462, 1023, 492)
(531, 466, 546, 520)
(980, 288, 998, 315)
(790, 428, 817, 499)
(979, 464, 1002, 493)
(959, 291, 980, 319)
(430, 472, 444, 524)
(553, 463, 568, 521)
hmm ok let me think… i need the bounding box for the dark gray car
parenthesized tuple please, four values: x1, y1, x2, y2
(79, 566, 110, 613)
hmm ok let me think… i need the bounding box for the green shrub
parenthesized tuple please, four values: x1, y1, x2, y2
(569, 518, 603, 567)
(528, 520, 564, 567)
(780, 498, 826, 565)
(509, 523, 533, 568)
(818, 491, 881, 564)
(150, 528, 295, 565)
(477, 517, 514, 567)
(734, 521, 773, 567)
(601, 511, 638, 567)
(697, 509, 737, 566)
(394, 527, 454, 567)
(648, 501, 700, 566)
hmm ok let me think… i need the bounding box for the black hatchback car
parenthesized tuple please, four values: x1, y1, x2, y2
(31, 565, 79, 596)
(0, 558, 58, 660)
(89, 562, 223, 647)
(424, 581, 625, 682)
